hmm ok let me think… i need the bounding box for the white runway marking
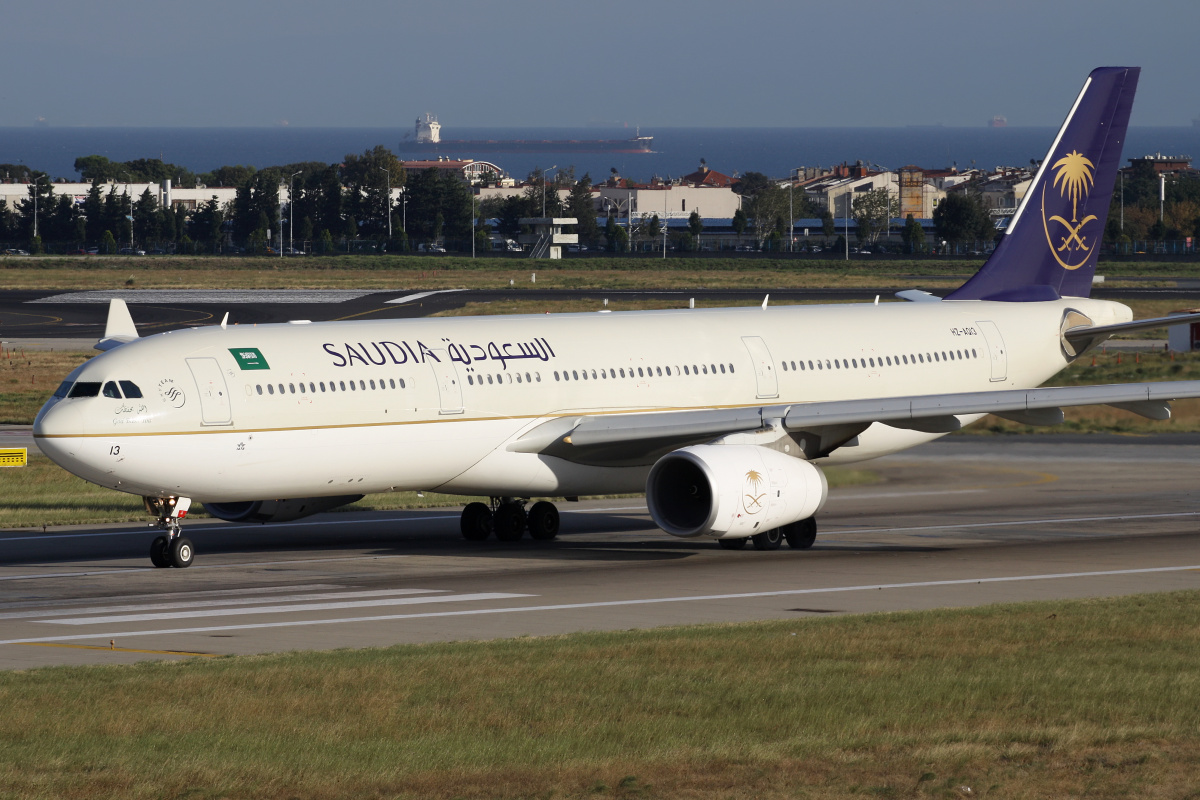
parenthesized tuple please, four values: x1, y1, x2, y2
(4, 565, 1197, 645)
(825, 511, 1200, 536)
(46, 592, 532, 625)
(0, 554, 412, 582)
(29, 290, 378, 304)
(0, 589, 443, 620)
(385, 289, 465, 305)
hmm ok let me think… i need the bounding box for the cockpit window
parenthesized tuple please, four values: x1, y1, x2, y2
(119, 381, 143, 398)
(103, 381, 122, 398)
(53, 380, 73, 399)
(67, 381, 101, 398)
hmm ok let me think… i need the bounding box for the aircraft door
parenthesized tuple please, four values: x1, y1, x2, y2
(741, 336, 779, 399)
(186, 357, 233, 425)
(427, 350, 464, 415)
(976, 320, 1008, 382)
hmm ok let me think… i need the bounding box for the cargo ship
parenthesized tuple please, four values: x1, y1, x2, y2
(398, 113, 654, 154)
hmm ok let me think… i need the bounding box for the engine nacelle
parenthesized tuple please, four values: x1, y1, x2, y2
(202, 494, 364, 523)
(646, 445, 827, 539)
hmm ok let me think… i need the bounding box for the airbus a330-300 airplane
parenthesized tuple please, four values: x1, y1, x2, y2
(32, 67, 1200, 569)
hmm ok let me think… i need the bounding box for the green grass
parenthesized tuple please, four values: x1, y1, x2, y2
(2, 591, 1199, 798)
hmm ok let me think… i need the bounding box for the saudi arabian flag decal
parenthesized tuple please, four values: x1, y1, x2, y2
(229, 348, 270, 370)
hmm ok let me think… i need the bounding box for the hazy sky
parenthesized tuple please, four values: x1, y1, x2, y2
(3, 0, 1198, 128)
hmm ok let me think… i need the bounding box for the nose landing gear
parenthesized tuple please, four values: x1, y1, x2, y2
(144, 496, 195, 568)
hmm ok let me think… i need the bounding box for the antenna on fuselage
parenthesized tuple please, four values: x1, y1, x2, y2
(761, 294, 769, 310)
(220, 312, 229, 330)
(95, 298, 140, 352)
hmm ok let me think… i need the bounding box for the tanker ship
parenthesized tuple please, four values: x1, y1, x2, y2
(398, 113, 654, 154)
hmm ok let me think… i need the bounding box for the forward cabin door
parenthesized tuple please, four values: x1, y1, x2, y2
(186, 357, 233, 426)
(741, 336, 779, 399)
(976, 320, 1008, 382)
(428, 350, 464, 415)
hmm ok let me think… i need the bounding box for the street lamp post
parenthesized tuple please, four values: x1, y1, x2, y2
(289, 171, 301, 254)
(542, 166, 558, 218)
(379, 167, 391, 243)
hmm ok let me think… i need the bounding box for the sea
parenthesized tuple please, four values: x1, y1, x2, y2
(2, 125, 1199, 183)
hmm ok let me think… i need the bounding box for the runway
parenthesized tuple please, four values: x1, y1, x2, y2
(5, 283, 1200, 344)
(2, 435, 1198, 670)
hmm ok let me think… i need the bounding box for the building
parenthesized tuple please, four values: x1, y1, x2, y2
(399, 157, 507, 184)
(1127, 153, 1192, 174)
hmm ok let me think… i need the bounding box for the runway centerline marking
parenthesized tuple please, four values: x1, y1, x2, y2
(0, 588, 445, 620)
(4, 564, 1198, 645)
(45, 591, 531, 625)
(0, 554, 412, 582)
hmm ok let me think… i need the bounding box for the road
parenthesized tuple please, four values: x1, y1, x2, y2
(2, 435, 1198, 670)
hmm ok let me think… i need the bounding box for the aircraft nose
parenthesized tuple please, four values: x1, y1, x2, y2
(32, 400, 86, 459)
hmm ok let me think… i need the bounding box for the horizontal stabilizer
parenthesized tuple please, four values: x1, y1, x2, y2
(1065, 311, 1200, 349)
(895, 290, 942, 303)
(95, 298, 139, 351)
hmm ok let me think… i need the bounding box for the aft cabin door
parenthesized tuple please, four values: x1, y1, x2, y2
(186, 357, 233, 426)
(741, 336, 779, 399)
(976, 320, 1008, 382)
(428, 351, 464, 415)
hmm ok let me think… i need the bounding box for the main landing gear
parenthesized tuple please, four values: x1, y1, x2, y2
(717, 517, 818, 552)
(460, 498, 561, 543)
(144, 496, 195, 568)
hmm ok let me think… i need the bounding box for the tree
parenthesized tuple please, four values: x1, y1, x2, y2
(200, 165, 256, 187)
(134, 188, 161, 244)
(743, 183, 791, 248)
(688, 210, 704, 249)
(341, 146, 406, 240)
(230, 172, 280, 245)
(901, 214, 925, 252)
(852, 188, 898, 244)
(567, 174, 599, 245)
(933, 191, 990, 249)
(731, 207, 748, 237)
(189, 196, 226, 247)
(100, 230, 117, 254)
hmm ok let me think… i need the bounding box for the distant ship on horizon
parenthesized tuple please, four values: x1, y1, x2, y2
(988, 115, 1008, 128)
(398, 113, 654, 154)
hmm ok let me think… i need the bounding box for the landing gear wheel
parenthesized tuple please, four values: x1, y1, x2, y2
(149, 536, 171, 568)
(718, 537, 748, 550)
(169, 537, 194, 568)
(493, 503, 527, 542)
(460, 502, 493, 541)
(527, 501, 560, 541)
(751, 528, 783, 551)
(783, 517, 817, 550)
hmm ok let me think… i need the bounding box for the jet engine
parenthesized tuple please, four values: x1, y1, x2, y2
(646, 445, 827, 539)
(202, 494, 364, 523)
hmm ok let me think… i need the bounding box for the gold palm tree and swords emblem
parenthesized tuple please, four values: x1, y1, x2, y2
(1041, 149, 1098, 270)
(742, 469, 767, 515)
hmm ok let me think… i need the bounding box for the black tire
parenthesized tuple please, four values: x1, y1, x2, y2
(751, 528, 783, 551)
(493, 504, 527, 542)
(717, 537, 748, 550)
(149, 536, 170, 568)
(460, 502, 493, 541)
(527, 501, 560, 540)
(783, 517, 817, 549)
(169, 537, 194, 568)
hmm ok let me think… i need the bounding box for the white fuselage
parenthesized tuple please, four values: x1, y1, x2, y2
(33, 297, 1130, 502)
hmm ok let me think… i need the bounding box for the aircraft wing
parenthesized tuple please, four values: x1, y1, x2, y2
(515, 379, 1200, 466)
(1064, 311, 1200, 352)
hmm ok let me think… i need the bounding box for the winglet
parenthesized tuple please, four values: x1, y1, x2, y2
(95, 298, 139, 352)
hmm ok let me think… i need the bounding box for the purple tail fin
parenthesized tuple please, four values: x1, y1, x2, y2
(946, 67, 1139, 302)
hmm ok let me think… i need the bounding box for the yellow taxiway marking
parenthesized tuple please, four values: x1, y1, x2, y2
(16, 642, 220, 657)
(333, 306, 395, 321)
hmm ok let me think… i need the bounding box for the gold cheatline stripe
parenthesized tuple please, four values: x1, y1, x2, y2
(34, 401, 777, 439)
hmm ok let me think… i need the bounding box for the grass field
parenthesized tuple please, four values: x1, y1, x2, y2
(1, 253, 1195, 291)
(1, 591, 1198, 798)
